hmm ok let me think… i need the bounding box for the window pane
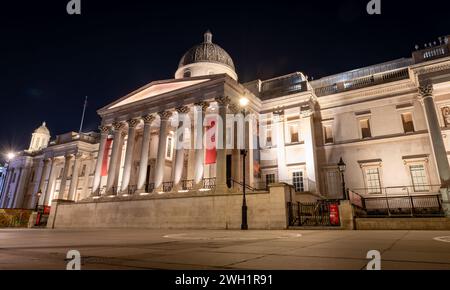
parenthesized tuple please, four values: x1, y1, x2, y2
(360, 119, 371, 138)
(289, 124, 299, 143)
(365, 168, 381, 193)
(292, 171, 304, 192)
(401, 113, 414, 133)
(324, 126, 334, 144)
(410, 164, 428, 192)
(265, 174, 275, 186)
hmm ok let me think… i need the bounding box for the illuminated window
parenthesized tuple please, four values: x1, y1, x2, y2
(364, 168, 382, 194)
(265, 173, 275, 186)
(401, 112, 414, 133)
(323, 125, 334, 144)
(409, 164, 428, 192)
(292, 171, 304, 192)
(289, 124, 299, 143)
(359, 119, 371, 138)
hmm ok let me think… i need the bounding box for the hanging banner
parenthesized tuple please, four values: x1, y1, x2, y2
(101, 138, 113, 176)
(253, 117, 261, 178)
(205, 117, 217, 164)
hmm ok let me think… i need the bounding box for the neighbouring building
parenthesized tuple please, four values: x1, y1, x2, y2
(2, 32, 450, 229)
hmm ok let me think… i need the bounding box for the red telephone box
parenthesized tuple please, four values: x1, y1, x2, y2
(329, 203, 340, 226)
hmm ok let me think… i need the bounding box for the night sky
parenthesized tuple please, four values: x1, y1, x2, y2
(1, 0, 449, 159)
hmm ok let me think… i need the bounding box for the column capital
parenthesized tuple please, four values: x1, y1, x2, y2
(175, 106, 190, 114)
(112, 121, 126, 131)
(215, 96, 230, 106)
(194, 101, 209, 111)
(127, 118, 140, 128)
(74, 152, 83, 159)
(99, 125, 110, 134)
(228, 103, 240, 114)
(418, 82, 433, 97)
(158, 110, 173, 121)
(143, 114, 156, 124)
(121, 131, 127, 138)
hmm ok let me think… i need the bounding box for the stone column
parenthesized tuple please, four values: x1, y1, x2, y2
(36, 158, 50, 205)
(120, 118, 140, 192)
(67, 153, 82, 201)
(193, 101, 209, 185)
(43, 158, 55, 205)
(92, 125, 110, 194)
(301, 108, 319, 193)
(419, 83, 450, 186)
(274, 110, 288, 182)
(229, 103, 242, 190)
(173, 106, 190, 188)
(215, 96, 230, 191)
(137, 114, 155, 191)
(106, 121, 126, 194)
(154, 111, 172, 189)
(58, 154, 73, 199)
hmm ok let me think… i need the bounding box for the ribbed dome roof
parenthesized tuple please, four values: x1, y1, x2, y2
(34, 122, 50, 135)
(178, 30, 235, 71)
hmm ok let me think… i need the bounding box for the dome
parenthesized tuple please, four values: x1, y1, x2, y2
(34, 121, 50, 135)
(175, 31, 238, 80)
(178, 31, 235, 70)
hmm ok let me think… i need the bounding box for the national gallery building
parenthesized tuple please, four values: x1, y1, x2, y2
(1, 32, 450, 229)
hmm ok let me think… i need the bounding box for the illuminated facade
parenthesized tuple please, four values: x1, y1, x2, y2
(1, 32, 450, 229)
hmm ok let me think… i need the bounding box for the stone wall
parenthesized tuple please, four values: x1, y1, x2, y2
(47, 183, 291, 230)
(355, 217, 450, 230)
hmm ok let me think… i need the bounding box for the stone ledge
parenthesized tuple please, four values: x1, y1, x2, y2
(355, 217, 450, 230)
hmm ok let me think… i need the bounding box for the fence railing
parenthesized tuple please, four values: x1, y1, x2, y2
(349, 185, 445, 217)
(287, 200, 341, 227)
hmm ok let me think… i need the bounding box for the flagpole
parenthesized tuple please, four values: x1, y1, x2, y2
(79, 96, 88, 134)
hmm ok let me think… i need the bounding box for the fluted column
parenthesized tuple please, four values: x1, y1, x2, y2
(120, 118, 140, 192)
(419, 83, 450, 186)
(173, 106, 190, 187)
(92, 125, 110, 194)
(36, 158, 50, 204)
(67, 153, 82, 201)
(58, 154, 73, 199)
(215, 96, 230, 190)
(154, 111, 172, 189)
(193, 101, 209, 185)
(43, 158, 55, 205)
(106, 121, 126, 194)
(137, 114, 155, 191)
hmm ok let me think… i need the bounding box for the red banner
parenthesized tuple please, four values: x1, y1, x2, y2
(205, 117, 216, 164)
(329, 203, 340, 226)
(101, 138, 113, 176)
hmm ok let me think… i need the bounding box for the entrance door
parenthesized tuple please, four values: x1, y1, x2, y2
(226, 155, 232, 188)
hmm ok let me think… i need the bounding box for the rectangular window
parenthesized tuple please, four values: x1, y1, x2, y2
(401, 112, 415, 133)
(265, 173, 275, 186)
(323, 125, 334, 144)
(410, 164, 428, 192)
(289, 124, 299, 143)
(266, 128, 272, 146)
(359, 119, 371, 138)
(81, 165, 87, 177)
(365, 168, 381, 194)
(292, 171, 304, 192)
(166, 136, 173, 159)
(325, 169, 340, 198)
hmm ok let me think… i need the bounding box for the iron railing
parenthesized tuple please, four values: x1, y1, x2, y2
(145, 183, 155, 193)
(287, 200, 341, 226)
(162, 182, 173, 192)
(349, 185, 445, 217)
(180, 179, 194, 190)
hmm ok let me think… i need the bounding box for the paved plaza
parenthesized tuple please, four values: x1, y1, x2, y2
(0, 228, 450, 270)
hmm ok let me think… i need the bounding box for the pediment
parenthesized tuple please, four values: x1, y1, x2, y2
(107, 78, 211, 110)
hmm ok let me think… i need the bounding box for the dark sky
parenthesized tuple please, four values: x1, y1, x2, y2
(1, 0, 449, 157)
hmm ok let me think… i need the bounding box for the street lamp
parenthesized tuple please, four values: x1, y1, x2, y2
(337, 157, 347, 199)
(6, 152, 15, 161)
(239, 96, 249, 230)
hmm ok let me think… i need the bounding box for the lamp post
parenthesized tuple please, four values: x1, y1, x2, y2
(239, 97, 249, 230)
(337, 157, 347, 200)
